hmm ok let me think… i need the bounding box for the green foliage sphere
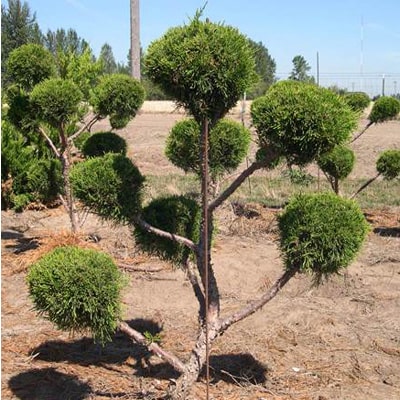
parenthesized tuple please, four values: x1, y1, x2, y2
(343, 92, 370, 112)
(6, 44, 56, 91)
(30, 78, 83, 129)
(144, 14, 257, 124)
(369, 96, 400, 123)
(27, 246, 125, 344)
(251, 81, 357, 166)
(134, 195, 201, 265)
(165, 118, 251, 181)
(318, 145, 355, 180)
(70, 153, 144, 223)
(91, 74, 145, 129)
(82, 131, 127, 158)
(278, 192, 369, 282)
(376, 149, 400, 179)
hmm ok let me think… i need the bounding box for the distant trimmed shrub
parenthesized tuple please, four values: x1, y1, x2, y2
(376, 150, 400, 179)
(318, 145, 355, 181)
(251, 81, 357, 166)
(6, 44, 56, 91)
(27, 246, 126, 344)
(70, 153, 144, 223)
(134, 195, 201, 265)
(73, 131, 91, 150)
(343, 92, 370, 112)
(91, 74, 145, 129)
(165, 118, 251, 181)
(278, 193, 369, 282)
(369, 96, 400, 123)
(82, 131, 127, 157)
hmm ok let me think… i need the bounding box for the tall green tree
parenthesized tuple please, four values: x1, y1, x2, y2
(246, 39, 276, 98)
(289, 54, 315, 83)
(1, 0, 43, 85)
(44, 28, 89, 56)
(98, 43, 117, 74)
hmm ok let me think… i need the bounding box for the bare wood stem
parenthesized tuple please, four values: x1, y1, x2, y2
(350, 121, 373, 143)
(350, 173, 380, 199)
(118, 321, 186, 373)
(38, 127, 60, 157)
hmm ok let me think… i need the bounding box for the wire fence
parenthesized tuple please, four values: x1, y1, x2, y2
(276, 72, 400, 98)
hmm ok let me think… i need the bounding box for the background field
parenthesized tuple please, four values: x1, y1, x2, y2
(2, 103, 400, 400)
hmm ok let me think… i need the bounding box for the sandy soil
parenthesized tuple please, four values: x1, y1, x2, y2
(2, 105, 400, 400)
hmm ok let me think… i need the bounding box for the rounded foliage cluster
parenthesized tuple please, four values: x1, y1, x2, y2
(91, 74, 145, 129)
(343, 92, 370, 112)
(251, 81, 357, 166)
(6, 44, 56, 91)
(82, 131, 127, 157)
(73, 131, 91, 150)
(165, 118, 251, 181)
(318, 145, 355, 180)
(27, 246, 125, 344)
(30, 78, 83, 128)
(278, 192, 369, 282)
(376, 149, 400, 179)
(134, 195, 201, 265)
(144, 14, 257, 124)
(369, 96, 400, 123)
(70, 153, 144, 223)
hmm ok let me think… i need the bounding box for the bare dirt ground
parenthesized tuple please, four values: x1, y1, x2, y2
(2, 104, 400, 400)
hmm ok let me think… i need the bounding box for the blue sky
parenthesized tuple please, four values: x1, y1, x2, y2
(26, 0, 400, 94)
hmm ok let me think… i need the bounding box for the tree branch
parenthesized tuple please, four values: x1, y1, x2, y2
(185, 260, 206, 319)
(209, 160, 265, 212)
(350, 121, 373, 143)
(118, 321, 186, 373)
(38, 126, 60, 158)
(133, 216, 198, 254)
(219, 267, 298, 333)
(69, 114, 101, 142)
(349, 173, 380, 199)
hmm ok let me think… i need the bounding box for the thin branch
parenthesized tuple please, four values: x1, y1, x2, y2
(350, 173, 380, 199)
(69, 115, 101, 142)
(38, 127, 60, 157)
(133, 216, 198, 254)
(350, 121, 373, 143)
(209, 160, 265, 212)
(118, 321, 186, 373)
(219, 267, 298, 333)
(185, 260, 206, 318)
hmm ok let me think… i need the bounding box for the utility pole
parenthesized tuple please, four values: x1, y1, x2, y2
(382, 74, 385, 96)
(130, 0, 141, 80)
(316, 51, 319, 86)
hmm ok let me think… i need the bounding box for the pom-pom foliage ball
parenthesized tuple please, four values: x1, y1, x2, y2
(318, 145, 355, 181)
(70, 153, 144, 223)
(343, 92, 370, 113)
(144, 12, 257, 124)
(251, 81, 357, 166)
(82, 131, 127, 158)
(27, 246, 126, 344)
(278, 193, 369, 283)
(369, 96, 400, 124)
(376, 149, 400, 180)
(134, 195, 201, 266)
(165, 118, 251, 181)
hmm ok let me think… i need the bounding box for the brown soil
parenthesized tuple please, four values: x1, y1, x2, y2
(2, 107, 400, 400)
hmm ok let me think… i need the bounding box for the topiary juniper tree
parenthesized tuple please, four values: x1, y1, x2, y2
(6, 44, 145, 230)
(28, 13, 369, 400)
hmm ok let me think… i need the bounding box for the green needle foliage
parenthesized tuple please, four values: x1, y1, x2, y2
(165, 118, 251, 181)
(82, 131, 127, 158)
(27, 246, 126, 344)
(376, 150, 400, 180)
(70, 153, 144, 223)
(144, 10, 257, 125)
(318, 145, 356, 181)
(134, 195, 201, 266)
(278, 192, 369, 283)
(251, 81, 357, 166)
(369, 96, 400, 124)
(343, 92, 370, 113)
(91, 74, 145, 130)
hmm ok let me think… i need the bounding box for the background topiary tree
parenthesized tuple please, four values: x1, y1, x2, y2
(81, 131, 127, 158)
(317, 145, 356, 194)
(351, 96, 400, 142)
(28, 12, 370, 400)
(351, 149, 400, 199)
(165, 118, 251, 193)
(343, 91, 370, 113)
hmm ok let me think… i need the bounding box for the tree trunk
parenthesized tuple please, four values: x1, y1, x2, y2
(130, 0, 141, 80)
